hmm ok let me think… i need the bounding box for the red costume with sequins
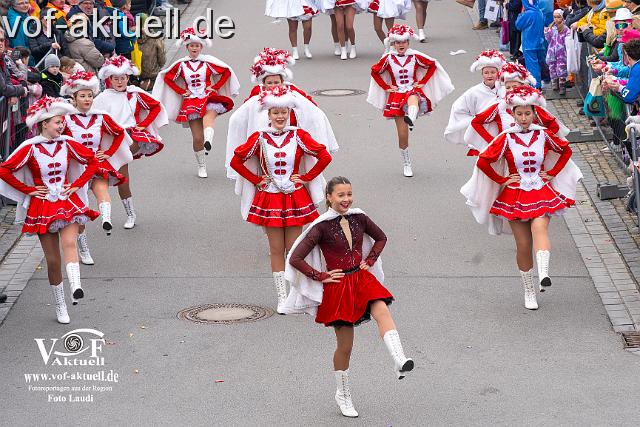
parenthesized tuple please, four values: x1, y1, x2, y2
(63, 113, 127, 185)
(289, 213, 393, 326)
(230, 128, 331, 228)
(370, 52, 437, 118)
(0, 138, 99, 234)
(476, 129, 574, 220)
(163, 59, 234, 122)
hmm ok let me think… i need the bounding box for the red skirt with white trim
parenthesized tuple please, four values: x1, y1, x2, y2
(23, 194, 99, 235)
(176, 91, 234, 123)
(383, 89, 432, 118)
(247, 187, 319, 228)
(490, 183, 575, 221)
(94, 160, 127, 187)
(127, 128, 164, 159)
(316, 269, 394, 327)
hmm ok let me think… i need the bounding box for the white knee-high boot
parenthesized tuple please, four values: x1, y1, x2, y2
(98, 201, 112, 235)
(272, 271, 287, 314)
(203, 127, 214, 154)
(77, 232, 94, 265)
(520, 268, 538, 310)
(334, 370, 358, 417)
(404, 105, 418, 130)
(291, 46, 300, 60)
(66, 262, 83, 305)
(383, 329, 414, 379)
(303, 44, 312, 58)
(195, 150, 207, 178)
(400, 148, 413, 178)
(122, 197, 136, 229)
(536, 250, 551, 292)
(51, 282, 70, 324)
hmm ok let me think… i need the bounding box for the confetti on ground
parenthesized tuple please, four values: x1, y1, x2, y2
(129, 333, 134, 338)
(215, 379, 224, 383)
(140, 325, 146, 329)
(134, 369, 139, 374)
(106, 341, 116, 345)
(449, 49, 467, 56)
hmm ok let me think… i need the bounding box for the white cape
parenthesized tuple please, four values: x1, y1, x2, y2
(367, 48, 455, 113)
(460, 124, 584, 235)
(282, 208, 384, 315)
(444, 83, 500, 146)
(0, 135, 90, 224)
(152, 54, 240, 122)
(229, 126, 329, 221)
(93, 86, 169, 142)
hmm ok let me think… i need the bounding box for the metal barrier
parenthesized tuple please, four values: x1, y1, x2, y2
(0, 96, 9, 162)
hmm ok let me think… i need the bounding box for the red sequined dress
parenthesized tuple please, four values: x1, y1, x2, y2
(289, 213, 393, 327)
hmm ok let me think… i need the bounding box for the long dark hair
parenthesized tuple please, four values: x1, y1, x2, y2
(325, 176, 351, 209)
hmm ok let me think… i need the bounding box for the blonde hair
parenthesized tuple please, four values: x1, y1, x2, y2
(325, 176, 351, 209)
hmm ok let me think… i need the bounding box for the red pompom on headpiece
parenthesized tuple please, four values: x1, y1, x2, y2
(250, 47, 295, 83)
(258, 85, 298, 110)
(98, 55, 139, 80)
(498, 62, 537, 86)
(470, 50, 507, 73)
(504, 85, 546, 108)
(26, 96, 77, 128)
(177, 26, 212, 48)
(61, 71, 100, 97)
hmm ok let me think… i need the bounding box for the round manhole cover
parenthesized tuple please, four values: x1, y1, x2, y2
(311, 88, 366, 97)
(177, 303, 274, 325)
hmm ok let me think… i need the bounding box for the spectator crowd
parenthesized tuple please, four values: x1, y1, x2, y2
(466, 0, 640, 213)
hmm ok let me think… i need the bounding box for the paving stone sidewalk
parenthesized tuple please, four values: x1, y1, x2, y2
(465, 6, 640, 352)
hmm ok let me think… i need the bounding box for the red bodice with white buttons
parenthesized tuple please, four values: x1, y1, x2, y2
(65, 114, 104, 152)
(32, 142, 71, 197)
(505, 130, 547, 190)
(180, 60, 210, 98)
(260, 131, 299, 193)
(388, 54, 418, 93)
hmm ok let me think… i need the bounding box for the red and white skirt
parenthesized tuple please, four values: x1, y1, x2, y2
(490, 182, 575, 221)
(316, 269, 394, 327)
(23, 194, 99, 235)
(367, 0, 380, 12)
(176, 91, 234, 123)
(127, 128, 164, 159)
(293, 2, 319, 20)
(383, 89, 432, 118)
(94, 160, 127, 187)
(247, 187, 319, 228)
(336, 0, 357, 7)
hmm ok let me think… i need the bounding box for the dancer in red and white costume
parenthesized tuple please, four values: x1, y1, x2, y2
(229, 86, 332, 313)
(226, 48, 338, 177)
(243, 48, 315, 104)
(93, 55, 168, 230)
(367, 0, 412, 46)
(0, 97, 100, 324)
(412, 0, 429, 42)
(461, 86, 582, 310)
(61, 72, 134, 265)
(465, 62, 569, 156)
(368, 24, 454, 177)
(283, 176, 413, 418)
(265, 0, 319, 59)
(153, 27, 240, 178)
(444, 50, 506, 153)
(322, 0, 369, 59)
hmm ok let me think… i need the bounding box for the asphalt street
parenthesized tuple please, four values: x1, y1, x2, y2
(1, 1, 640, 425)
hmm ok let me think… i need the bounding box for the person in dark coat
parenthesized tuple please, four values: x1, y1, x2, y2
(566, 0, 591, 27)
(66, 0, 115, 54)
(39, 54, 63, 97)
(0, 30, 28, 101)
(28, 10, 64, 66)
(507, 0, 523, 60)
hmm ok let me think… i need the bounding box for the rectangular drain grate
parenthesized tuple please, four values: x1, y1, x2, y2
(621, 331, 640, 349)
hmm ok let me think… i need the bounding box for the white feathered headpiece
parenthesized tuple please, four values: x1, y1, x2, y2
(26, 96, 78, 128)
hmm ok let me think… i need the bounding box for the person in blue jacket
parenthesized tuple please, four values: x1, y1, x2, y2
(516, 0, 546, 88)
(608, 39, 640, 102)
(7, 0, 31, 50)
